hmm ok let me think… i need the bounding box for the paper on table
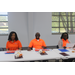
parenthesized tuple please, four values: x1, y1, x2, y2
(49, 49, 52, 51)
(5, 51, 15, 54)
(66, 43, 75, 47)
(5, 53, 14, 54)
(35, 49, 52, 51)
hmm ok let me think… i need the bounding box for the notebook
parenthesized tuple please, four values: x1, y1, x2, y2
(60, 53, 69, 56)
(5, 51, 15, 54)
(58, 49, 69, 52)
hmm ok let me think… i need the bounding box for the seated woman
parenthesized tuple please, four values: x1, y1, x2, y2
(58, 32, 70, 49)
(58, 32, 74, 62)
(6, 31, 22, 51)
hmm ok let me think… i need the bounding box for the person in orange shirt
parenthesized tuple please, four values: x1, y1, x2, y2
(6, 31, 22, 51)
(58, 32, 74, 62)
(28, 32, 47, 62)
(58, 32, 70, 49)
(28, 32, 47, 51)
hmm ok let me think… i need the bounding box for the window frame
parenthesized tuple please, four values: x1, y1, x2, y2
(0, 12, 8, 35)
(52, 12, 75, 34)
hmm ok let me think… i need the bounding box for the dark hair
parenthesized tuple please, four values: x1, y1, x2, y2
(8, 31, 19, 41)
(61, 32, 69, 39)
(35, 32, 40, 37)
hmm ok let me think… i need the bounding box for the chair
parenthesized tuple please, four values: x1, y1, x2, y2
(57, 45, 59, 49)
(0, 48, 4, 51)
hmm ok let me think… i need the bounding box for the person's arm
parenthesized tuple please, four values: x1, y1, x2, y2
(19, 47, 22, 50)
(69, 40, 70, 43)
(42, 40, 47, 49)
(58, 39, 63, 49)
(18, 40, 22, 50)
(6, 49, 9, 51)
(6, 42, 9, 51)
(73, 45, 75, 50)
(28, 41, 33, 51)
(73, 45, 75, 48)
(42, 46, 47, 49)
(72, 41, 75, 48)
(28, 47, 32, 51)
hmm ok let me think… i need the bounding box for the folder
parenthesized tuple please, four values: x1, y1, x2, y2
(5, 51, 15, 54)
(60, 53, 69, 56)
(35, 49, 50, 51)
(58, 49, 69, 52)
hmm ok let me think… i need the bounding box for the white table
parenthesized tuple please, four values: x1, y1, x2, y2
(53, 48, 75, 59)
(0, 50, 61, 62)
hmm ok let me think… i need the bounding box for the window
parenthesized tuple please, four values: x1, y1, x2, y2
(52, 12, 75, 34)
(0, 12, 8, 34)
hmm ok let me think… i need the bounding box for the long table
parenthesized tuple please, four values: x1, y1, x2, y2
(0, 49, 75, 62)
(0, 50, 62, 62)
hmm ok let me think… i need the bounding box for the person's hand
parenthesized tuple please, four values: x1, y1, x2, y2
(73, 45, 75, 48)
(42, 46, 44, 49)
(19, 48, 22, 50)
(42, 46, 47, 49)
(73, 45, 75, 50)
(28, 49, 31, 51)
(63, 46, 66, 49)
(66, 47, 69, 49)
(6, 49, 8, 51)
(73, 48, 75, 50)
(28, 47, 31, 51)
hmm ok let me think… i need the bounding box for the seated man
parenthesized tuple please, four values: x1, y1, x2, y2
(28, 32, 48, 62)
(28, 32, 47, 50)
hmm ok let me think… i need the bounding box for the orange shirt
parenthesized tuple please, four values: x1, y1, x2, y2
(62, 39, 69, 47)
(29, 38, 46, 49)
(6, 40, 22, 50)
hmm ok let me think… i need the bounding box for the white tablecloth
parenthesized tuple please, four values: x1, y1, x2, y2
(0, 49, 61, 62)
(53, 48, 75, 59)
